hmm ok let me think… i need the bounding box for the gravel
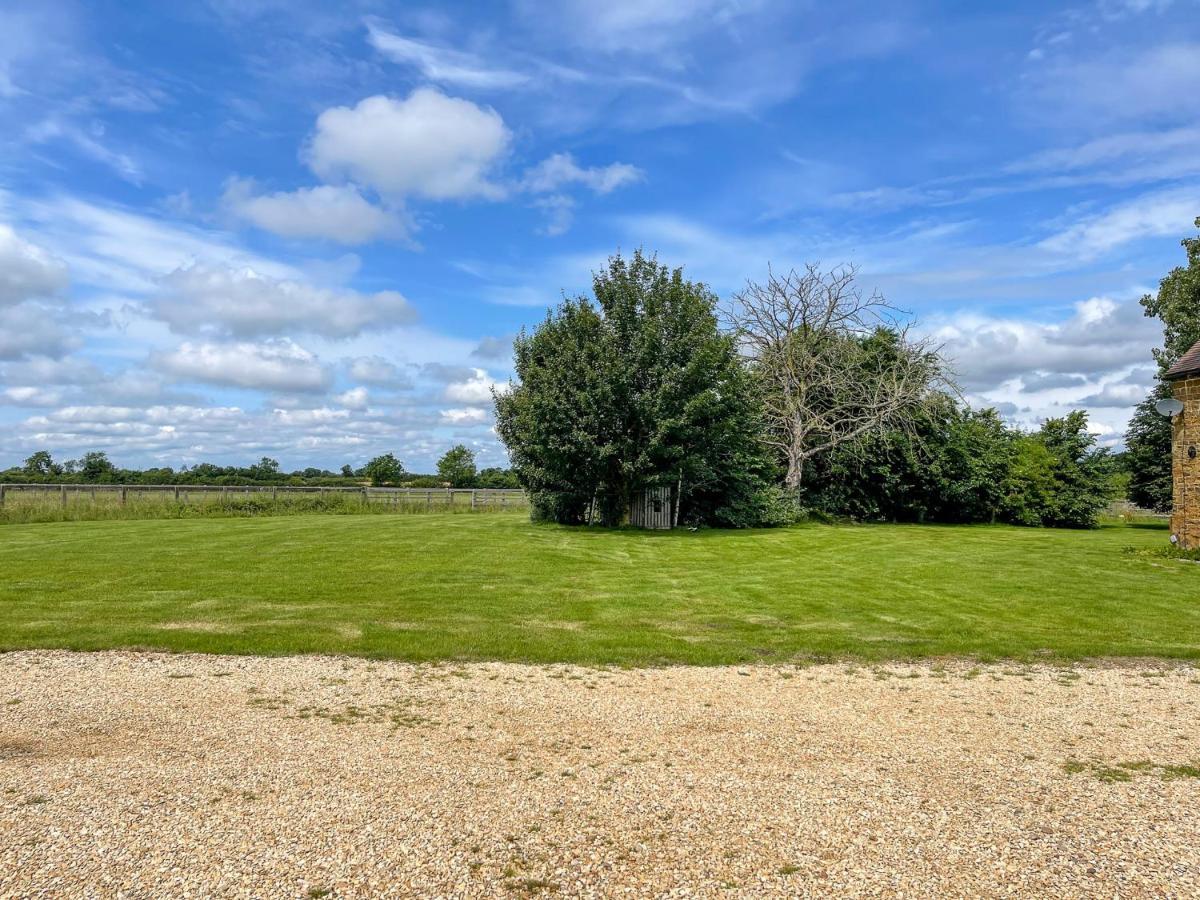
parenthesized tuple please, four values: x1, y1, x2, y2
(1, 651, 1198, 898)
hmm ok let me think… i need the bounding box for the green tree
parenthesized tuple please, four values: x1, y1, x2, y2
(1124, 386, 1173, 512)
(1004, 411, 1113, 528)
(437, 444, 477, 487)
(22, 450, 59, 478)
(800, 399, 1015, 524)
(363, 453, 404, 486)
(78, 451, 116, 483)
(475, 466, 520, 488)
(1140, 217, 1200, 371)
(496, 250, 781, 527)
(1125, 217, 1200, 512)
(340, 464, 355, 478)
(249, 457, 280, 480)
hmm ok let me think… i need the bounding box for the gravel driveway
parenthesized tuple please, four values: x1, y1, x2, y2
(2, 651, 1198, 898)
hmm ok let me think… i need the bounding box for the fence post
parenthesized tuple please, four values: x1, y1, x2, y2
(0, 484, 5, 508)
(471, 490, 476, 510)
(120, 487, 127, 507)
(174, 485, 180, 502)
(272, 487, 277, 501)
(61, 484, 67, 507)
(426, 490, 432, 509)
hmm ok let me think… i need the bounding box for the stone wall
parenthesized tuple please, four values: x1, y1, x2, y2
(1171, 376, 1200, 549)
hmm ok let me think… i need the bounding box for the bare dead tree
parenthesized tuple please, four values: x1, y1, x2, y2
(725, 263, 949, 491)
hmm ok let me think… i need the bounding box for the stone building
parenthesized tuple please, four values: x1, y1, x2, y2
(1165, 340, 1200, 549)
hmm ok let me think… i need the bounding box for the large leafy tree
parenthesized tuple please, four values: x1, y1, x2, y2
(1125, 216, 1200, 510)
(801, 398, 1015, 524)
(496, 250, 781, 527)
(22, 450, 59, 478)
(1140, 217, 1200, 369)
(1124, 385, 1173, 512)
(437, 444, 477, 487)
(1002, 411, 1114, 529)
(363, 453, 405, 486)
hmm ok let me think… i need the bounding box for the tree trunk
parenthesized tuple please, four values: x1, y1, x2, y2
(784, 453, 803, 492)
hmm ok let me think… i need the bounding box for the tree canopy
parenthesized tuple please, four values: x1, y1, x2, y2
(1124, 216, 1200, 511)
(437, 445, 477, 487)
(496, 250, 784, 527)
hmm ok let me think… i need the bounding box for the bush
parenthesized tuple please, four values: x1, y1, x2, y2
(712, 485, 798, 529)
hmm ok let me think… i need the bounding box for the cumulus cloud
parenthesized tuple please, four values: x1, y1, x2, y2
(221, 178, 401, 244)
(271, 407, 350, 426)
(0, 304, 76, 360)
(152, 263, 416, 339)
(2, 385, 64, 407)
(1079, 382, 1149, 408)
(335, 386, 369, 409)
(521, 153, 642, 195)
(442, 367, 498, 404)
(154, 339, 332, 392)
(0, 224, 69, 305)
(929, 296, 1160, 392)
(440, 407, 489, 424)
(366, 23, 530, 89)
(306, 90, 511, 201)
(471, 335, 515, 360)
(346, 356, 411, 387)
(1019, 372, 1089, 393)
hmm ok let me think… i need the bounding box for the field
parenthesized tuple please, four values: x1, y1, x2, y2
(1, 512, 1197, 664)
(0, 484, 526, 524)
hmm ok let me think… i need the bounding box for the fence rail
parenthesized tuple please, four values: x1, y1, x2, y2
(0, 483, 528, 510)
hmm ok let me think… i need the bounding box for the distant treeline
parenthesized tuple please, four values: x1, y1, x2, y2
(0, 447, 520, 490)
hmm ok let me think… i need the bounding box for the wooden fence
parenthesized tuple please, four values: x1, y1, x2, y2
(0, 483, 528, 510)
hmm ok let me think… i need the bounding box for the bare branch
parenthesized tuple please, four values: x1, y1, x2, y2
(724, 263, 951, 490)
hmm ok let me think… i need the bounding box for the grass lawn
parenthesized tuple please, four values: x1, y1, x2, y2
(1, 512, 1197, 665)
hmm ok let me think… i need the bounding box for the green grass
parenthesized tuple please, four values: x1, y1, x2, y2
(0, 488, 525, 524)
(1, 513, 1198, 665)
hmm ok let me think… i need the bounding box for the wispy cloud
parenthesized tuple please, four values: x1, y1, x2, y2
(366, 22, 531, 90)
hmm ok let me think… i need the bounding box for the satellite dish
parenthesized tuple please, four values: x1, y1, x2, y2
(1156, 398, 1184, 417)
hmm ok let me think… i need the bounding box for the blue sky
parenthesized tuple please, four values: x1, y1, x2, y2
(1, 0, 1198, 471)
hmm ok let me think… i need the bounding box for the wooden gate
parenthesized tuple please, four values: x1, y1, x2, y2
(629, 485, 673, 529)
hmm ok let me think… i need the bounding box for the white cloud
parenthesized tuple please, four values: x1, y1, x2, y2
(0, 224, 69, 305)
(18, 195, 302, 296)
(528, 0, 755, 54)
(365, 23, 530, 89)
(439, 407, 488, 424)
(25, 117, 142, 185)
(929, 296, 1159, 392)
(335, 386, 369, 409)
(1038, 186, 1200, 258)
(0, 303, 76, 360)
(221, 178, 401, 244)
(1007, 126, 1200, 177)
(532, 194, 575, 237)
(522, 153, 642, 195)
(1, 385, 64, 407)
(154, 339, 332, 392)
(471, 335, 515, 360)
(443, 368, 498, 404)
(271, 407, 350, 426)
(306, 90, 511, 201)
(1025, 41, 1200, 126)
(346, 356, 410, 386)
(1079, 382, 1149, 408)
(152, 263, 417, 339)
